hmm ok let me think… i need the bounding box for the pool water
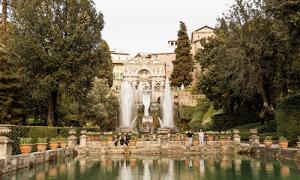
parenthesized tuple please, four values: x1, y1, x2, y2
(2, 155, 300, 180)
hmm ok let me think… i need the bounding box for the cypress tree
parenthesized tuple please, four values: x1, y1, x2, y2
(171, 21, 194, 87)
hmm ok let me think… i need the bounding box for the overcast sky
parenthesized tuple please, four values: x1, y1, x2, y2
(95, 0, 235, 55)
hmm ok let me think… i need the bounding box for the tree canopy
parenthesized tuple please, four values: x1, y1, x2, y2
(195, 0, 299, 129)
(9, 0, 104, 126)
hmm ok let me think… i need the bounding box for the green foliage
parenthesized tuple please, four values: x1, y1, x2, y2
(19, 138, 32, 144)
(276, 93, 300, 140)
(171, 21, 194, 87)
(37, 138, 47, 144)
(264, 136, 273, 140)
(98, 40, 113, 87)
(210, 112, 238, 131)
(258, 120, 277, 133)
(50, 138, 59, 143)
(100, 135, 108, 141)
(81, 77, 118, 130)
(9, 0, 104, 126)
(179, 98, 210, 131)
(195, 0, 300, 129)
(279, 136, 288, 142)
(297, 136, 300, 142)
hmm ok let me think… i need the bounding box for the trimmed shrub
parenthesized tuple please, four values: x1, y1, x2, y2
(276, 93, 300, 140)
(258, 120, 277, 133)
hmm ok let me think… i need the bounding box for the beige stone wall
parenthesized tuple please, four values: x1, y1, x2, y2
(190, 26, 215, 85)
(151, 53, 176, 78)
(191, 26, 215, 56)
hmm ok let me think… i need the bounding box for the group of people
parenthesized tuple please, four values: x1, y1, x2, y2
(186, 129, 205, 146)
(113, 133, 131, 146)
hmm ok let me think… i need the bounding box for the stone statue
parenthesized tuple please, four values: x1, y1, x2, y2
(142, 92, 151, 117)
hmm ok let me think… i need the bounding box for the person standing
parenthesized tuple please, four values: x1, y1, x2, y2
(187, 130, 193, 146)
(198, 129, 205, 146)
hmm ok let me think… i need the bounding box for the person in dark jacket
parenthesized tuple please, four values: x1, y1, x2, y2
(186, 130, 193, 146)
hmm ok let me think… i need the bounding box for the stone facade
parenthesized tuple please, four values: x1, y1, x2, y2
(111, 25, 215, 93)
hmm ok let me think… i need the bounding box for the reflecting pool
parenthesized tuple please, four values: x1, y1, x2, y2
(2, 155, 300, 180)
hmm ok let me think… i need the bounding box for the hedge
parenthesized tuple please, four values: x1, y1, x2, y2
(276, 93, 300, 141)
(8, 126, 101, 155)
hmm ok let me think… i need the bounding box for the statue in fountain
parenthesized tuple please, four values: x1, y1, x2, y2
(142, 92, 151, 117)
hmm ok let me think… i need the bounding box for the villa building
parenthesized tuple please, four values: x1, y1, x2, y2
(111, 25, 215, 100)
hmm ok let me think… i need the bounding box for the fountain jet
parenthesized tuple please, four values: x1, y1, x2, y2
(161, 77, 175, 128)
(120, 81, 134, 128)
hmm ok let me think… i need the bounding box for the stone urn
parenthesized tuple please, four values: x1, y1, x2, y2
(36, 143, 48, 152)
(233, 129, 240, 134)
(250, 129, 258, 134)
(0, 125, 11, 136)
(264, 140, 273, 148)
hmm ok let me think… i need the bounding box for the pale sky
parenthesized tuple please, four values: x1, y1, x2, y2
(95, 0, 235, 55)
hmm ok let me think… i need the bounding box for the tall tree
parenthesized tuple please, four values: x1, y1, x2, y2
(98, 40, 113, 87)
(1, 0, 8, 32)
(171, 21, 194, 87)
(196, 0, 292, 124)
(9, 0, 104, 126)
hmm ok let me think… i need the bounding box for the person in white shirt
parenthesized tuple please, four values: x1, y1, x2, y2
(198, 129, 205, 146)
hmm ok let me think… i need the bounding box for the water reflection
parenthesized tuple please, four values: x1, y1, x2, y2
(1, 156, 300, 180)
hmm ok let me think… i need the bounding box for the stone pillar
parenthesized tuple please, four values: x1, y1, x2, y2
(0, 125, 13, 165)
(80, 130, 87, 147)
(233, 129, 241, 145)
(250, 129, 260, 147)
(67, 128, 77, 148)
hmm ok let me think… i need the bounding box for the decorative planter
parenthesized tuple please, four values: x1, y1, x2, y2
(279, 141, 288, 149)
(49, 142, 59, 150)
(264, 140, 273, 148)
(101, 141, 108, 146)
(59, 141, 68, 148)
(185, 140, 189, 145)
(207, 136, 214, 141)
(19, 144, 33, 154)
(220, 140, 226, 146)
(36, 143, 48, 152)
(193, 140, 199, 146)
(129, 140, 137, 146)
(107, 136, 113, 141)
(0, 125, 11, 136)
